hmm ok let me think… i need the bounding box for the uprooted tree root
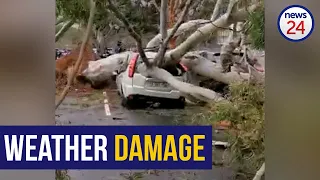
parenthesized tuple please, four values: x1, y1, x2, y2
(193, 82, 264, 180)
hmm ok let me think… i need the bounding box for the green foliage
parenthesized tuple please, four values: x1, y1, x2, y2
(56, 0, 159, 34)
(193, 82, 264, 179)
(225, 82, 264, 179)
(116, 0, 159, 33)
(56, 0, 111, 28)
(247, 5, 265, 49)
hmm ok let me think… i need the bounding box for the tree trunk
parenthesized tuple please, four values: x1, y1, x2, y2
(55, 20, 75, 42)
(146, 66, 225, 102)
(181, 53, 250, 84)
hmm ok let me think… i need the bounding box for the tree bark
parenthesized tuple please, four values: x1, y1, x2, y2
(55, 20, 75, 42)
(156, 0, 168, 66)
(147, 19, 211, 48)
(145, 66, 225, 102)
(160, 0, 168, 40)
(181, 53, 250, 84)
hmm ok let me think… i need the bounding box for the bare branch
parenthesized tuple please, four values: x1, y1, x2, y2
(55, 0, 96, 109)
(210, 0, 224, 21)
(154, 0, 168, 66)
(106, 0, 151, 67)
(155, 0, 193, 66)
(181, 53, 250, 84)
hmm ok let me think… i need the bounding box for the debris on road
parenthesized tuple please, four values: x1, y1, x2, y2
(212, 140, 229, 148)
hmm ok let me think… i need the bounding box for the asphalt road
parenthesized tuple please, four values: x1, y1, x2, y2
(55, 90, 233, 180)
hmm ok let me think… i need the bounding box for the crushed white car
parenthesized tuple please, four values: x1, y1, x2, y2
(115, 53, 187, 109)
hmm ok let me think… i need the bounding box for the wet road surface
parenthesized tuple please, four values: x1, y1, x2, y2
(55, 89, 233, 180)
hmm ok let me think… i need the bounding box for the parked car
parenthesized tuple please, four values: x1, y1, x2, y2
(116, 53, 187, 109)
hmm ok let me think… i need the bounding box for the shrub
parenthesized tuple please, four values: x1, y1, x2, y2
(247, 4, 265, 49)
(193, 82, 265, 179)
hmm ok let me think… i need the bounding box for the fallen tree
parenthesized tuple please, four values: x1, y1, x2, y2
(81, 0, 264, 103)
(56, 0, 265, 179)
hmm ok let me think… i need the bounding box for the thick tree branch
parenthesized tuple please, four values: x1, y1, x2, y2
(146, 67, 225, 102)
(181, 53, 249, 84)
(147, 19, 211, 48)
(160, 0, 168, 40)
(55, 0, 95, 109)
(106, 0, 150, 67)
(164, 2, 261, 64)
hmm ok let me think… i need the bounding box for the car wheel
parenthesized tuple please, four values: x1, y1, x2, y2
(120, 86, 136, 109)
(175, 97, 186, 109)
(121, 96, 136, 109)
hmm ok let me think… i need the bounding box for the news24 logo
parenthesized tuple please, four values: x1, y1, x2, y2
(278, 5, 314, 42)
